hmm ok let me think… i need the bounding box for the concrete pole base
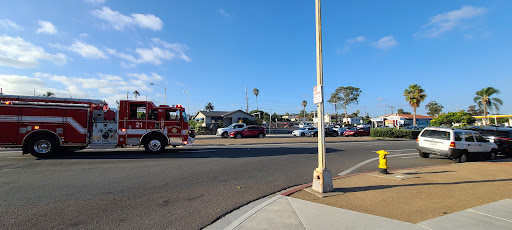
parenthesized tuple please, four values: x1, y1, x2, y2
(312, 168, 334, 193)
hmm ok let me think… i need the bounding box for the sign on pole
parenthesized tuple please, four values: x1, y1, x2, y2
(313, 85, 323, 104)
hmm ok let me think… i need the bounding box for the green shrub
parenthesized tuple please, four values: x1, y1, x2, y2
(370, 128, 420, 139)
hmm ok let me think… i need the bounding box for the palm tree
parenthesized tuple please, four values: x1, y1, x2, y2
(403, 84, 426, 126)
(301, 100, 307, 119)
(204, 102, 214, 112)
(133, 90, 140, 100)
(253, 88, 259, 111)
(42, 91, 55, 97)
(474, 87, 502, 126)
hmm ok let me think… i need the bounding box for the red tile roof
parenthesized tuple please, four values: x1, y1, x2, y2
(378, 114, 434, 119)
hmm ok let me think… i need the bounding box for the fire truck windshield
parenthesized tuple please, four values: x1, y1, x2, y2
(182, 111, 188, 122)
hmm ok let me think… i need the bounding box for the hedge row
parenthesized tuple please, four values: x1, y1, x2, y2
(370, 128, 421, 139)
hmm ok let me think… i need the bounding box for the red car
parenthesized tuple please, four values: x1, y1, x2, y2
(344, 128, 370, 137)
(230, 125, 266, 139)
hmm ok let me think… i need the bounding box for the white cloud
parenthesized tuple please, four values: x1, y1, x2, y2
(51, 41, 107, 59)
(218, 9, 230, 17)
(0, 35, 67, 68)
(348, 36, 366, 43)
(107, 38, 190, 67)
(128, 73, 163, 81)
(415, 6, 486, 38)
(92, 7, 163, 31)
(84, 0, 105, 4)
(106, 48, 136, 62)
(376, 97, 385, 101)
(36, 20, 57, 34)
(340, 35, 367, 53)
(372, 36, 398, 50)
(33, 72, 161, 105)
(0, 19, 22, 30)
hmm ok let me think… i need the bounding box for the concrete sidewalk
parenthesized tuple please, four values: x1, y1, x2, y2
(207, 160, 512, 230)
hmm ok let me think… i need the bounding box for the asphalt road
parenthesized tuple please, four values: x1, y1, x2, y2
(0, 139, 453, 229)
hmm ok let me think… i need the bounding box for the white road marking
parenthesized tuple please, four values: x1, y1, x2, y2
(372, 149, 417, 152)
(0, 151, 23, 154)
(338, 153, 418, 176)
(401, 156, 420, 159)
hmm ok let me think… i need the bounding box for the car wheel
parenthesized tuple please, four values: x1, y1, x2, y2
(258, 133, 265, 138)
(301, 133, 305, 137)
(419, 150, 430, 158)
(222, 132, 229, 138)
(332, 132, 338, 137)
(488, 149, 497, 160)
(235, 133, 242, 139)
(145, 136, 166, 153)
(27, 134, 59, 158)
(313, 133, 318, 137)
(455, 151, 468, 163)
(354, 133, 359, 137)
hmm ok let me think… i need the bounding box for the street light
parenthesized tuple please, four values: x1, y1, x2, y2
(312, 0, 333, 193)
(150, 83, 167, 105)
(183, 90, 189, 112)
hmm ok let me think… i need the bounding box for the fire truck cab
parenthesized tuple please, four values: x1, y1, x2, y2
(0, 95, 193, 158)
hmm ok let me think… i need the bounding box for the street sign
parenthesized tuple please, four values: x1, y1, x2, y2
(313, 85, 322, 104)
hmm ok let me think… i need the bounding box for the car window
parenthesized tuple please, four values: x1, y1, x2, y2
(464, 132, 475, 142)
(421, 130, 450, 140)
(236, 124, 244, 128)
(454, 132, 463, 141)
(474, 133, 487, 142)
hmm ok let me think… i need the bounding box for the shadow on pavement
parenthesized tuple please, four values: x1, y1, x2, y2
(39, 147, 343, 160)
(402, 170, 455, 175)
(340, 178, 512, 193)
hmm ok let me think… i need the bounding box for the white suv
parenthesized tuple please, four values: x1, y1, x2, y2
(417, 127, 498, 163)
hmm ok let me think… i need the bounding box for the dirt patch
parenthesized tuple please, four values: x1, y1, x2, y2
(291, 162, 512, 223)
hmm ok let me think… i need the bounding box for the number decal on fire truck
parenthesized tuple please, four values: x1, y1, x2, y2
(136, 122, 143, 128)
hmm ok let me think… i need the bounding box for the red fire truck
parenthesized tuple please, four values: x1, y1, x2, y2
(0, 94, 194, 158)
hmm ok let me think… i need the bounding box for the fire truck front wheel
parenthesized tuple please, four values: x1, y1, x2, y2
(26, 134, 59, 158)
(144, 136, 166, 153)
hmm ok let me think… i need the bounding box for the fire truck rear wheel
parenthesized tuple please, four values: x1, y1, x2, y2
(27, 134, 58, 158)
(145, 136, 166, 153)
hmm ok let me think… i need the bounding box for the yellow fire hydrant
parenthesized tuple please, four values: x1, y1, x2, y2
(377, 150, 390, 174)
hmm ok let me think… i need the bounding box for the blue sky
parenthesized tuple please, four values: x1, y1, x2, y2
(0, 0, 511, 117)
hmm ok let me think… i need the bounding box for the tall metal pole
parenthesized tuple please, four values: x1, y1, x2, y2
(245, 86, 249, 113)
(312, 0, 333, 193)
(183, 90, 189, 111)
(164, 86, 167, 105)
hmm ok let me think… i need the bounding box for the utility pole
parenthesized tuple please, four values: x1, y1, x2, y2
(312, 0, 333, 193)
(389, 106, 395, 114)
(269, 108, 272, 135)
(245, 86, 249, 113)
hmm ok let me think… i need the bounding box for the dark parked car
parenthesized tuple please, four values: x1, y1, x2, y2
(311, 127, 339, 137)
(473, 127, 512, 157)
(229, 125, 266, 139)
(344, 128, 370, 137)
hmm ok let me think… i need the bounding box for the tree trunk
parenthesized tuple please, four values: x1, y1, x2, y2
(343, 106, 348, 124)
(483, 103, 488, 126)
(413, 107, 417, 126)
(256, 96, 258, 111)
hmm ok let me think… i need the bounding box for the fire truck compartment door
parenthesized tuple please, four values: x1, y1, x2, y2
(91, 122, 118, 144)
